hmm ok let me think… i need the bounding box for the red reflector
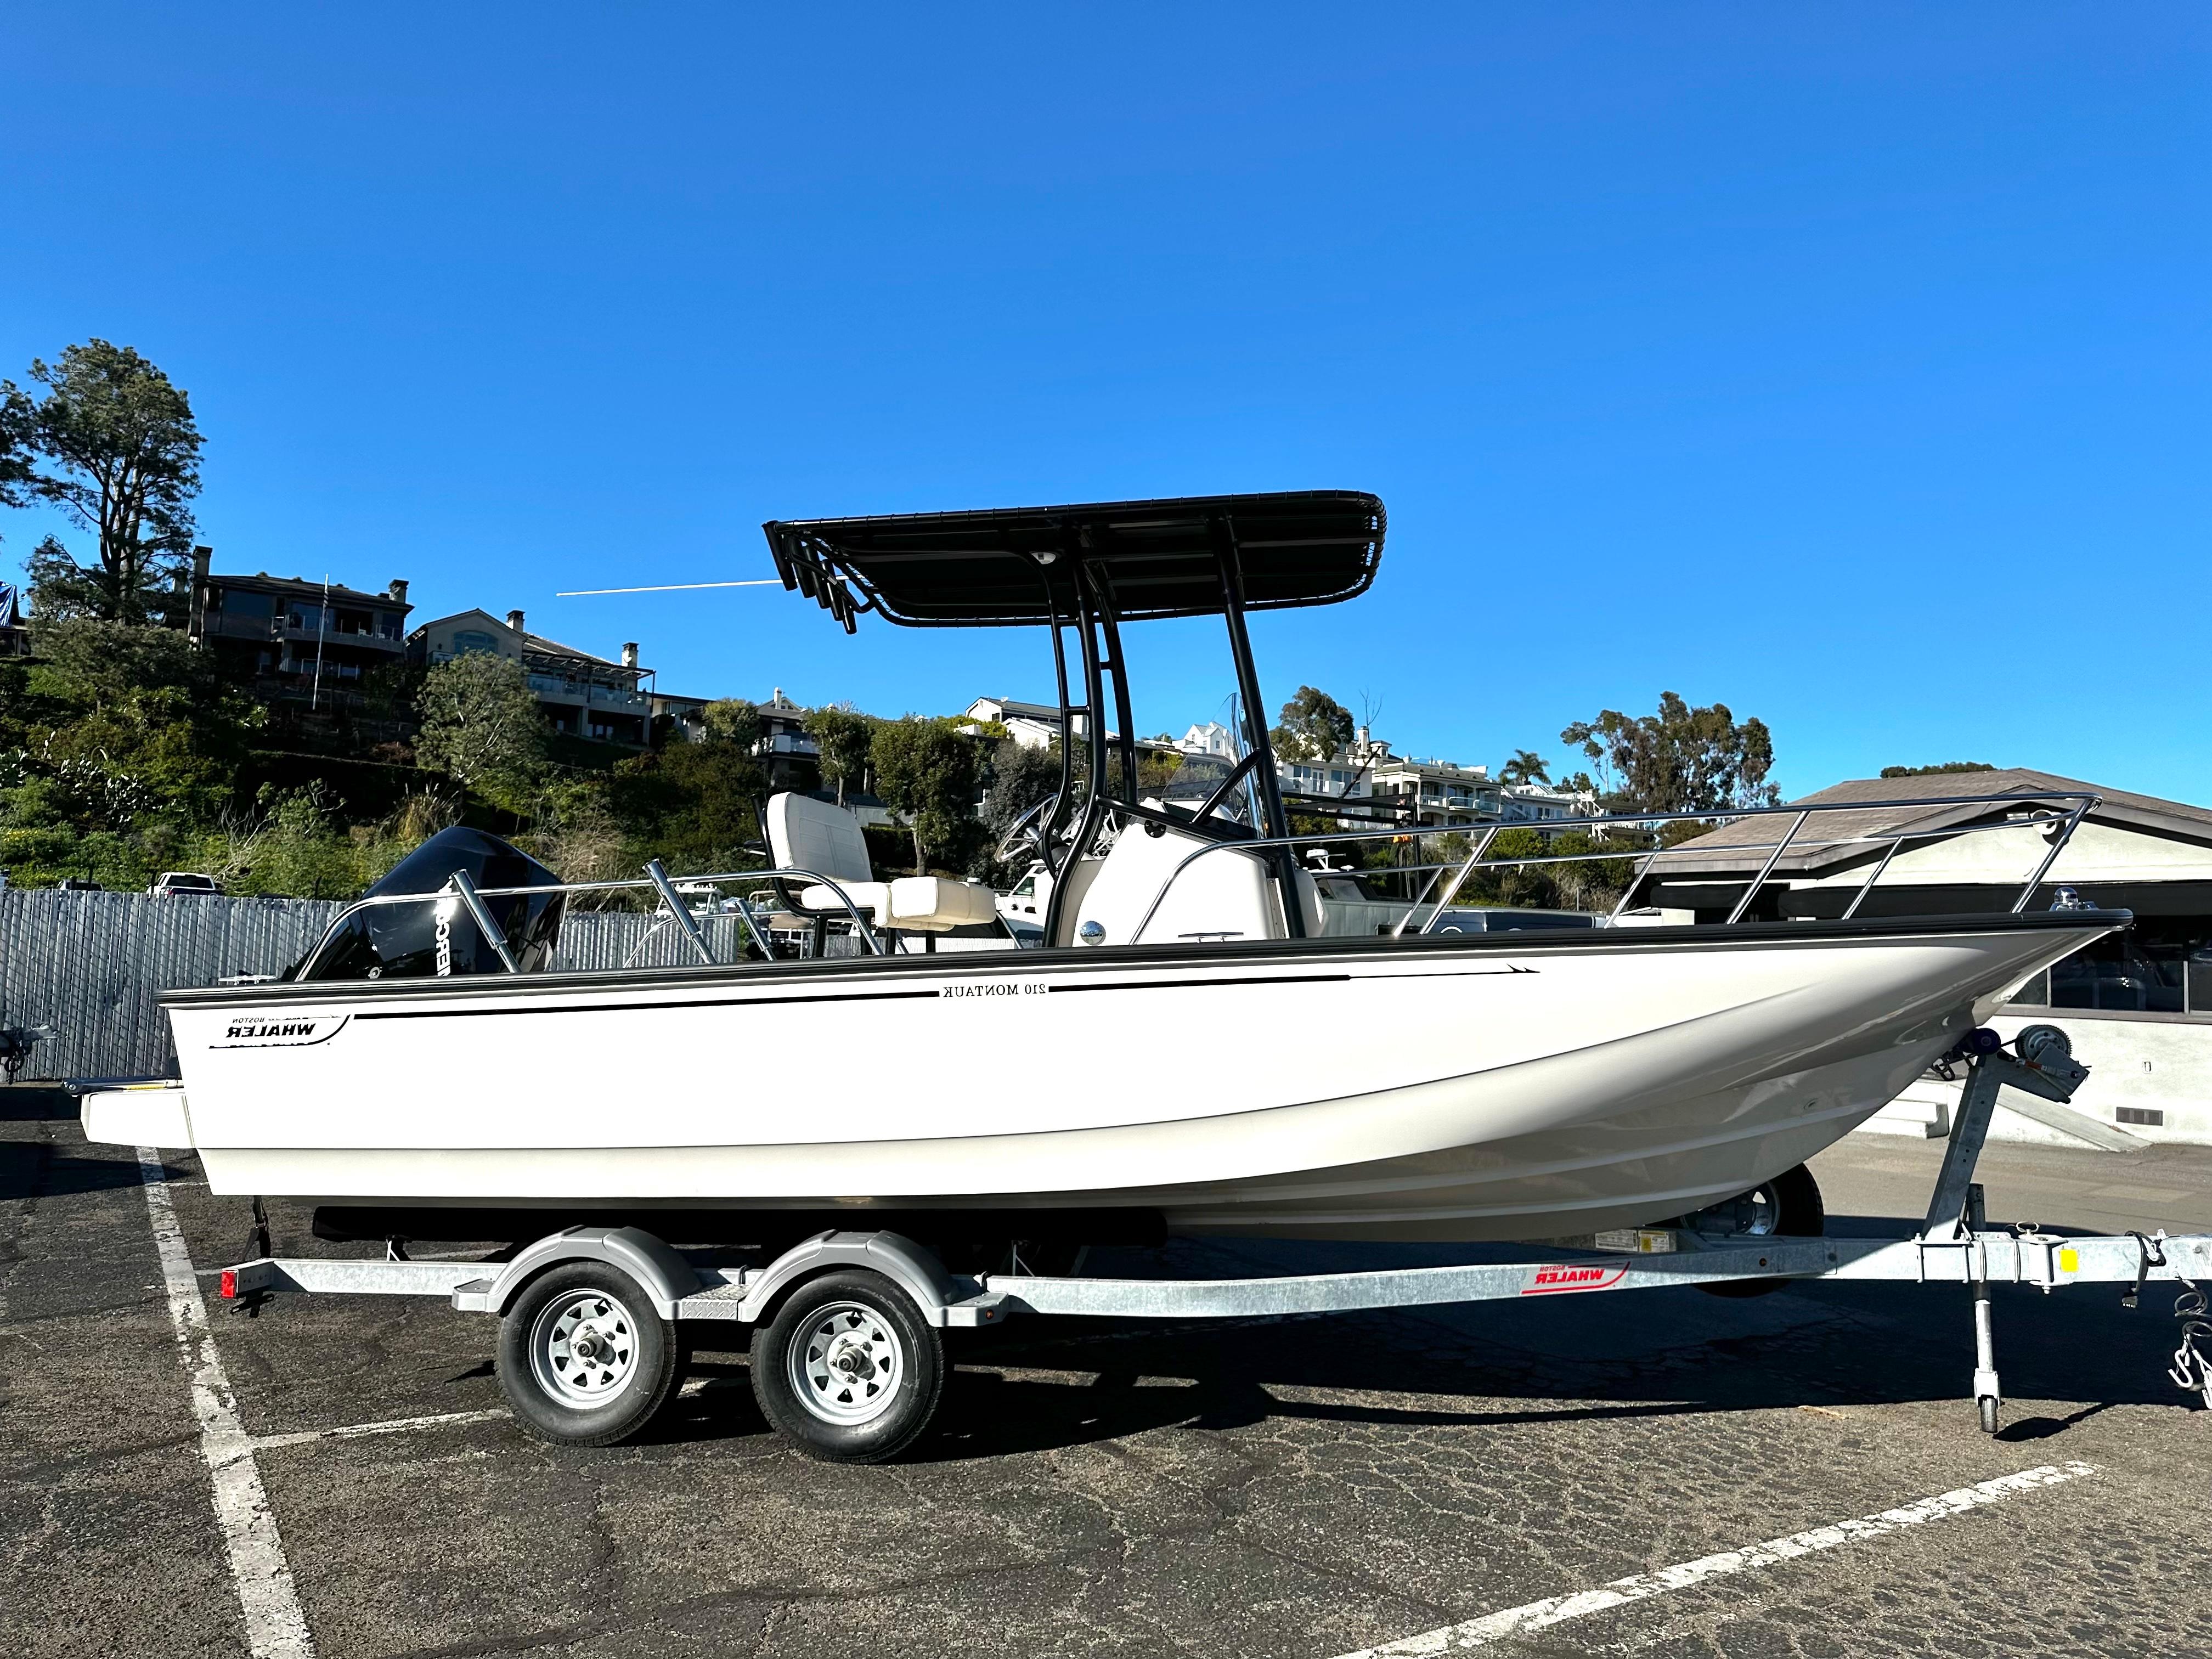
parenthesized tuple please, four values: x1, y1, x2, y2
(219, 1269, 238, 1300)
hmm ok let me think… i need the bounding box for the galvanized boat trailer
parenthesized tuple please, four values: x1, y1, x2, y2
(217, 1024, 2212, 1462)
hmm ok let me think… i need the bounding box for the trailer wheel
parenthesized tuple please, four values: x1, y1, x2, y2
(1697, 1164, 1826, 1299)
(751, 1269, 943, 1463)
(498, 1262, 686, 1447)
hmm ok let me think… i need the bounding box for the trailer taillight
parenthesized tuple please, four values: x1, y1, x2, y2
(219, 1269, 237, 1300)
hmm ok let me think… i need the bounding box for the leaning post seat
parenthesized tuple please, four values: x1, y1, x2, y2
(764, 792, 998, 933)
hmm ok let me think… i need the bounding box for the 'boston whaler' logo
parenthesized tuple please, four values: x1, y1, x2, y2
(1519, 1260, 1628, 1296)
(214, 1014, 350, 1048)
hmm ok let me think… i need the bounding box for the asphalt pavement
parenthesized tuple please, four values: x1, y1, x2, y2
(6, 1083, 2209, 1659)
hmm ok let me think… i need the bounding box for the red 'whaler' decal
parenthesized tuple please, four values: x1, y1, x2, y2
(1520, 1260, 1629, 1296)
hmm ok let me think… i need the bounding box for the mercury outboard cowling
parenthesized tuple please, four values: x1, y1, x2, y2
(297, 826, 565, 980)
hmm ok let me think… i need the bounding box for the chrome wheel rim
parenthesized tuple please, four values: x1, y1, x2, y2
(1685, 1183, 1784, 1238)
(529, 1288, 641, 1408)
(788, 1300, 903, 1426)
(1734, 1184, 1782, 1237)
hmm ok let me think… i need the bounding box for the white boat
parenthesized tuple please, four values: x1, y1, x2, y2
(87, 491, 2123, 1247)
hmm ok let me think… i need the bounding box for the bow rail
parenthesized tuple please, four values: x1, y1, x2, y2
(1123, 789, 2101, 946)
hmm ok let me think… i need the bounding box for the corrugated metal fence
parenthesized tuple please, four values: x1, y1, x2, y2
(1, 890, 341, 1080)
(0, 890, 711, 1081)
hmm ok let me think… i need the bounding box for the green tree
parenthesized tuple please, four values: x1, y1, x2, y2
(0, 617, 267, 888)
(2, 341, 204, 625)
(0, 386, 41, 581)
(979, 738, 1063, 874)
(606, 733, 764, 872)
(219, 785, 366, 900)
(1271, 685, 1355, 763)
(414, 653, 546, 793)
(360, 657, 426, 725)
(871, 716, 983, 874)
(32, 614, 219, 716)
(1499, 748, 1550, 786)
(805, 704, 877, 805)
(23, 536, 109, 623)
(0, 388, 35, 506)
(1136, 747, 1184, 797)
(702, 697, 763, 750)
(9, 618, 259, 825)
(521, 775, 633, 894)
(1561, 692, 1778, 816)
(1455, 826, 1639, 913)
(1881, 761, 1995, 778)
(1460, 826, 1554, 907)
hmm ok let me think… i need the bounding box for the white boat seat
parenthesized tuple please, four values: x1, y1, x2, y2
(766, 792, 999, 933)
(765, 792, 874, 885)
(799, 876, 999, 933)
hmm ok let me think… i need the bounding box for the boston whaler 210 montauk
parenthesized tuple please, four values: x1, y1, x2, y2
(84, 491, 2137, 1455)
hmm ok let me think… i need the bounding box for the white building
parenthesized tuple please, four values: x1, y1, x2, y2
(968, 691, 1587, 831)
(1363, 757, 1585, 830)
(1501, 781, 1594, 827)
(966, 695, 1091, 750)
(1365, 756, 1494, 827)
(1180, 721, 1238, 759)
(1280, 753, 1380, 803)
(408, 608, 653, 746)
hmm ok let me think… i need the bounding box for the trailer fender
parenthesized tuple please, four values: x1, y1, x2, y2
(470, 1227, 701, 1319)
(735, 1231, 962, 1328)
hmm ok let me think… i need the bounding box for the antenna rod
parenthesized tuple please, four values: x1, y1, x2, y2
(556, 579, 783, 597)
(311, 573, 329, 714)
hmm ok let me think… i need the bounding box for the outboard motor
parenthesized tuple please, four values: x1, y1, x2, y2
(297, 826, 566, 981)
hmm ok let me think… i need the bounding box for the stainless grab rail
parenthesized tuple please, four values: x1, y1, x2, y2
(644, 859, 715, 966)
(447, 871, 522, 973)
(291, 864, 886, 979)
(1724, 810, 1809, 927)
(1392, 826, 1499, 938)
(1124, 791, 2100, 946)
(2011, 797, 2096, 915)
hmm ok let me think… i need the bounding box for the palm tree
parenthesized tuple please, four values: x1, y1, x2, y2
(1500, 748, 1551, 787)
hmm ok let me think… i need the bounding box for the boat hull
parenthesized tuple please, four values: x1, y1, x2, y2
(159, 914, 2118, 1243)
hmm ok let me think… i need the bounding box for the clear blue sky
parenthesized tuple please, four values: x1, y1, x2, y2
(3, 6, 2204, 800)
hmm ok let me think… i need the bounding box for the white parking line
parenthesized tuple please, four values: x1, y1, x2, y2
(1330, 1460, 2097, 1657)
(253, 1408, 509, 1452)
(138, 1149, 316, 1659)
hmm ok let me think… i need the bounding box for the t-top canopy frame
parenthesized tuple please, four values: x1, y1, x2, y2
(760, 490, 1384, 632)
(760, 490, 1387, 948)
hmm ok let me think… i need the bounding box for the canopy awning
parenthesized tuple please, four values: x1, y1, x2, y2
(761, 490, 1385, 630)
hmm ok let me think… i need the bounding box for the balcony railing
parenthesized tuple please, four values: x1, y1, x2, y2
(284, 616, 402, 644)
(202, 614, 405, 652)
(527, 676, 648, 709)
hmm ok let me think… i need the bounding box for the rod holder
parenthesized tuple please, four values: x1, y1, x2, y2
(447, 871, 522, 974)
(646, 859, 717, 966)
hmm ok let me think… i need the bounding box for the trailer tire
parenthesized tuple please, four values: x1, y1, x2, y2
(751, 1269, 943, 1463)
(498, 1262, 686, 1447)
(1698, 1164, 1826, 1300)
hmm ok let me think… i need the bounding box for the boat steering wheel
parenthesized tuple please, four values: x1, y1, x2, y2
(995, 793, 1062, 863)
